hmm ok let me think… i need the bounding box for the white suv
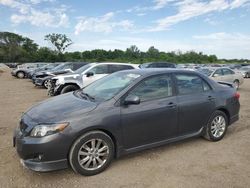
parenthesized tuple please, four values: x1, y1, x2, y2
(48, 62, 139, 96)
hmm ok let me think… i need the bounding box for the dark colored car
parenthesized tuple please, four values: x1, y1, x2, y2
(32, 62, 88, 88)
(27, 63, 61, 79)
(14, 69, 240, 176)
(139, 62, 176, 68)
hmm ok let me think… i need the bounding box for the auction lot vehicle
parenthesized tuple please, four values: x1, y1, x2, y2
(11, 63, 49, 78)
(139, 62, 176, 68)
(32, 62, 88, 88)
(197, 67, 244, 89)
(237, 66, 250, 78)
(13, 69, 240, 176)
(26, 63, 61, 79)
(48, 62, 139, 96)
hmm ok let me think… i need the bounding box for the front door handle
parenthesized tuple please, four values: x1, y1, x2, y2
(166, 102, 177, 108)
(208, 96, 215, 101)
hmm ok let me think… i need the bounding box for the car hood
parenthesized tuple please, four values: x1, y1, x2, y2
(53, 73, 80, 80)
(25, 92, 97, 123)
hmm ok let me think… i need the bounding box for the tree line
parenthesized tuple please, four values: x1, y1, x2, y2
(0, 31, 248, 64)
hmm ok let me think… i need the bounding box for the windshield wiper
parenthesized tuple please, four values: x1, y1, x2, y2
(79, 91, 95, 101)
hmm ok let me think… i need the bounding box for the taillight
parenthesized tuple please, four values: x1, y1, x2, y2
(234, 92, 240, 100)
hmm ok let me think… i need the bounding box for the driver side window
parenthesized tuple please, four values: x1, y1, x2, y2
(128, 74, 173, 102)
(89, 65, 109, 74)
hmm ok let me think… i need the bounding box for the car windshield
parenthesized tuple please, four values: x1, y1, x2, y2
(139, 63, 150, 68)
(197, 68, 214, 76)
(80, 72, 141, 101)
(74, 64, 92, 74)
(51, 63, 68, 71)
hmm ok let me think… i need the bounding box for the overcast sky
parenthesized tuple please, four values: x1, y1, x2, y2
(1, 0, 250, 59)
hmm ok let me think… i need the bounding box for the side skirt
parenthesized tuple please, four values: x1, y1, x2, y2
(117, 127, 204, 157)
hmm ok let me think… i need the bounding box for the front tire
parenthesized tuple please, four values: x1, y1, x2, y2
(16, 71, 25, 79)
(204, 110, 228, 141)
(43, 79, 50, 89)
(69, 131, 114, 176)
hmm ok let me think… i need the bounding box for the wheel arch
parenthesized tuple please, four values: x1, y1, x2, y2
(69, 127, 118, 159)
(215, 107, 230, 123)
(16, 70, 26, 77)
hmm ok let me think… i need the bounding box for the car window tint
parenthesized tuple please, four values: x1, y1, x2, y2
(223, 68, 234, 75)
(175, 74, 211, 94)
(214, 69, 223, 76)
(129, 74, 173, 102)
(109, 65, 134, 73)
(89, 65, 109, 74)
(64, 64, 73, 70)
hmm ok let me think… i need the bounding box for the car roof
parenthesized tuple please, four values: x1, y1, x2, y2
(118, 68, 198, 76)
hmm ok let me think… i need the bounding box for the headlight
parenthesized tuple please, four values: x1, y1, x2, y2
(30, 123, 69, 137)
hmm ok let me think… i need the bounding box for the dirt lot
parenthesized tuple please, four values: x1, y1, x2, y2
(0, 69, 250, 188)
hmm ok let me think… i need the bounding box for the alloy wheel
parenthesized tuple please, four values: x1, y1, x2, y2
(210, 115, 226, 138)
(78, 138, 109, 171)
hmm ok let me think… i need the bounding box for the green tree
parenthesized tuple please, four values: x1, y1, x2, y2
(126, 45, 140, 59)
(44, 33, 73, 54)
(147, 46, 160, 59)
(0, 32, 38, 62)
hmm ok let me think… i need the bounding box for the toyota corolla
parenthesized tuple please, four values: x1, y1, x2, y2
(13, 69, 240, 176)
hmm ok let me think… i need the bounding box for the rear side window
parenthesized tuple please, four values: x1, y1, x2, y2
(175, 74, 211, 95)
(129, 74, 173, 102)
(109, 65, 134, 73)
(222, 68, 234, 75)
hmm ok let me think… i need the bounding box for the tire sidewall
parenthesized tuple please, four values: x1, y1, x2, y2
(69, 131, 114, 176)
(206, 111, 228, 141)
(17, 71, 25, 78)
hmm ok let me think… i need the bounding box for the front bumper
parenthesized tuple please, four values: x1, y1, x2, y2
(47, 79, 61, 96)
(34, 78, 44, 86)
(13, 123, 69, 172)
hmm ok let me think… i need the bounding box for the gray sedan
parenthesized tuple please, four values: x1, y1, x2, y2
(14, 69, 240, 176)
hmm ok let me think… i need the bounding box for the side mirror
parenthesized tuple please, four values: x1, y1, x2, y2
(124, 95, 140, 105)
(86, 72, 94, 77)
(213, 73, 219, 77)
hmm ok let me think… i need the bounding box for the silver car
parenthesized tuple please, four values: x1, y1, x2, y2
(197, 67, 244, 89)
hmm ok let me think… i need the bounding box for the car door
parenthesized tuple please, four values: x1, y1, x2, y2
(211, 69, 224, 81)
(175, 73, 216, 135)
(222, 68, 235, 83)
(82, 64, 109, 87)
(120, 74, 178, 149)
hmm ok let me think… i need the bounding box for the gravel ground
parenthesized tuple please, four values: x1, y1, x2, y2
(0, 69, 250, 188)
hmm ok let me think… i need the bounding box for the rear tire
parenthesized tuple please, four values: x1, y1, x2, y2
(16, 71, 25, 79)
(69, 131, 114, 176)
(60, 85, 79, 94)
(203, 110, 228, 142)
(246, 73, 249, 78)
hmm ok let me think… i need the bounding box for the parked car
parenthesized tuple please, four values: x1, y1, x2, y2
(32, 62, 88, 88)
(14, 69, 240, 176)
(197, 67, 244, 89)
(11, 63, 49, 78)
(48, 62, 139, 96)
(237, 66, 250, 78)
(139, 62, 176, 68)
(26, 63, 61, 79)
